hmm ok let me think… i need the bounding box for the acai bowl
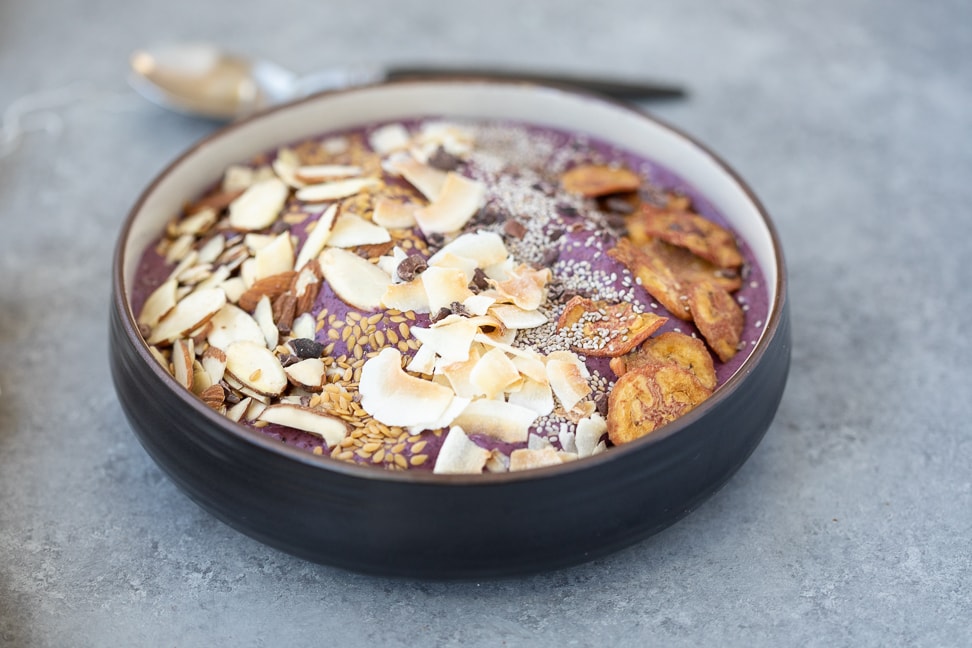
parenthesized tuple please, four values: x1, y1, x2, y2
(110, 80, 790, 578)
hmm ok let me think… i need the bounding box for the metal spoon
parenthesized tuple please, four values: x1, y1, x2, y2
(129, 43, 685, 121)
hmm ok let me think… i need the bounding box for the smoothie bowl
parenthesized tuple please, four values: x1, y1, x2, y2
(110, 80, 790, 577)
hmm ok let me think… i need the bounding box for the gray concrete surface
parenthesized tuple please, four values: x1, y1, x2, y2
(1, 1, 970, 646)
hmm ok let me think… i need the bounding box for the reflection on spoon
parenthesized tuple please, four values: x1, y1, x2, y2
(128, 43, 686, 121)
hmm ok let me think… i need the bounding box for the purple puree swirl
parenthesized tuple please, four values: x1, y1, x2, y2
(132, 118, 769, 471)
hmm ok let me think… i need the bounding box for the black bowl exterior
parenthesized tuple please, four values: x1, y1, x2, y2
(109, 292, 790, 578)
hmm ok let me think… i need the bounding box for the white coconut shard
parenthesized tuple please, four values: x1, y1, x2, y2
(507, 378, 555, 416)
(509, 447, 576, 472)
(409, 396, 471, 436)
(381, 278, 430, 313)
(414, 172, 486, 235)
(428, 231, 508, 269)
(433, 426, 491, 475)
(450, 399, 537, 444)
(546, 355, 592, 413)
(325, 212, 392, 248)
(358, 348, 455, 428)
(147, 288, 226, 345)
(228, 177, 289, 231)
(368, 122, 411, 155)
(318, 247, 392, 311)
(468, 347, 520, 400)
(258, 404, 347, 447)
(224, 340, 288, 396)
(410, 317, 479, 364)
(388, 155, 448, 201)
(420, 265, 474, 314)
(575, 414, 608, 458)
(294, 203, 338, 270)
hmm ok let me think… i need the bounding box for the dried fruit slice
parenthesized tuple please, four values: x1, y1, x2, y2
(228, 178, 289, 231)
(258, 404, 347, 447)
(608, 237, 691, 320)
(610, 331, 717, 390)
(147, 288, 226, 345)
(560, 164, 641, 197)
(318, 247, 392, 311)
(224, 340, 288, 396)
(687, 282, 745, 362)
(556, 295, 668, 357)
(635, 204, 744, 269)
(606, 360, 712, 445)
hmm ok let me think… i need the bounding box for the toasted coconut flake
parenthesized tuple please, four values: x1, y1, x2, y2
(410, 317, 479, 364)
(326, 212, 392, 248)
(224, 340, 288, 396)
(259, 404, 347, 447)
(388, 154, 448, 201)
(414, 172, 486, 235)
(138, 279, 178, 329)
(546, 355, 592, 413)
(450, 399, 537, 443)
(489, 303, 547, 330)
(408, 396, 471, 436)
(405, 341, 438, 375)
(294, 204, 338, 270)
(381, 278, 431, 313)
(428, 231, 508, 268)
(147, 288, 226, 346)
(494, 264, 550, 311)
(271, 148, 304, 188)
(467, 347, 520, 399)
(507, 378, 554, 416)
(433, 426, 490, 475)
(296, 178, 378, 203)
(294, 164, 362, 183)
(318, 247, 392, 311)
(509, 447, 575, 472)
(438, 346, 483, 398)
(359, 348, 455, 427)
(575, 414, 607, 457)
(228, 178, 289, 231)
(462, 294, 496, 316)
(420, 265, 474, 314)
(372, 198, 418, 229)
(426, 251, 477, 283)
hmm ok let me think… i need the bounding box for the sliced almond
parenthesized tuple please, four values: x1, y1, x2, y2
(201, 346, 228, 385)
(228, 177, 289, 231)
(196, 234, 226, 264)
(318, 247, 391, 311)
(372, 198, 418, 229)
(432, 426, 490, 475)
(254, 231, 295, 280)
(295, 178, 378, 203)
(224, 340, 288, 396)
(226, 396, 251, 422)
(259, 404, 347, 447)
(253, 295, 278, 349)
(238, 271, 297, 312)
(414, 172, 486, 235)
(358, 348, 455, 427)
(368, 123, 411, 155)
(294, 164, 362, 183)
(138, 279, 178, 329)
(450, 398, 537, 443)
(207, 303, 265, 350)
(147, 288, 226, 345)
(171, 338, 194, 390)
(284, 358, 326, 392)
(326, 212, 392, 248)
(294, 204, 338, 270)
(271, 148, 304, 188)
(174, 208, 217, 237)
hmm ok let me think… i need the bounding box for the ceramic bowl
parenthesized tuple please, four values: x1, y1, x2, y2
(110, 80, 790, 578)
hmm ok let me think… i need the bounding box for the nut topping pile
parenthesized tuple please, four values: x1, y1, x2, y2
(134, 119, 764, 473)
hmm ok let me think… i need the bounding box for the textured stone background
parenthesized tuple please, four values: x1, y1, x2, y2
(1, 1, 970, 646)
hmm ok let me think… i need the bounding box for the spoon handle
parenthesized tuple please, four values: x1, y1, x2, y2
(383, 66, 686, 100)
